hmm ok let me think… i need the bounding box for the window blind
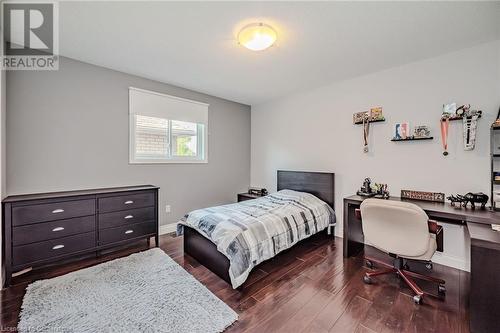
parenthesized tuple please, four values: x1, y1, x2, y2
(129, 87, 208, 125)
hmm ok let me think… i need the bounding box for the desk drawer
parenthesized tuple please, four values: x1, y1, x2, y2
(12, 199, 95, 226)
(13, 232, 95, 266)
(13, 216, 95, 246)
(99, 221, 155, 246)
(98, 192, 154, 213)
(99, 207, 155, 229)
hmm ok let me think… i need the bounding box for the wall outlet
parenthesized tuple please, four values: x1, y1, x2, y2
(165, 205, 171, 213)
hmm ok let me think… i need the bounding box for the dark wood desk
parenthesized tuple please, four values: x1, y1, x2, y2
(343, 195, 500, 333)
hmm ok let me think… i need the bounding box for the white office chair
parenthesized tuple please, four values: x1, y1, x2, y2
(360, 198, 445, 304)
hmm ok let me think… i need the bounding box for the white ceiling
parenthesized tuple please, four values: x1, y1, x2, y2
(59, 1, 500, 105)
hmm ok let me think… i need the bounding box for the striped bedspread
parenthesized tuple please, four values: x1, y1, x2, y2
(177, 190, 336, 288)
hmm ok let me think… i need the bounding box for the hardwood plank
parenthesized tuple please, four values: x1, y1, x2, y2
(330, 295, 373, 333)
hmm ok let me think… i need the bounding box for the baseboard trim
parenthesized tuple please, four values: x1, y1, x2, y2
(159, 223, 178, 235)
(431, 252, 470, 272)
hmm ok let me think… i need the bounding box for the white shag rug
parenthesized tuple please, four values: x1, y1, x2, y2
(18, 248, 238, 333)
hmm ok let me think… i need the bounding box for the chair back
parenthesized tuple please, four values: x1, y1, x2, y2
(360, 199, 430, 257)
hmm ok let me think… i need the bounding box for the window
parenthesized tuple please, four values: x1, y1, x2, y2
(129, 87, 208, 163)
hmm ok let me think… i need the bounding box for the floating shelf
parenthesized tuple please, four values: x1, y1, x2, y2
(442, 114, 482, 121)
(353, 118, 385, 125)
(391, 136, 434, 142)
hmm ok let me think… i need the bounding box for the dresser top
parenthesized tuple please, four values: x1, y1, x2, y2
(2, 185, 159, 203)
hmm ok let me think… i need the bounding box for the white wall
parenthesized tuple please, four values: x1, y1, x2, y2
(251, 41, 500, 271)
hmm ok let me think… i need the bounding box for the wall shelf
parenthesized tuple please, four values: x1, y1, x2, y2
(442, 113, 482, 121)
(391, 136, 433, 142)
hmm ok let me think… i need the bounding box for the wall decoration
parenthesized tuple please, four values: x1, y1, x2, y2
(394, 122, 409, 140)
(442, 103, 457, 117)
(353, 107, 385, 153)
(440, 103, 482, 155)
(460, 105, 481, 151)
(413, 125, 431, 139)
(447, 192, 489, 210)
(352, 107, 385, 124)
(401, 190, 445, 203)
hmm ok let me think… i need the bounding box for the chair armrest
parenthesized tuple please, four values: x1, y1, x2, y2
(428, 220, 444, 252)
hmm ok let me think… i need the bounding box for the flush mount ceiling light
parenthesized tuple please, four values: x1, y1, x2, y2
(238, 23, 277, 51)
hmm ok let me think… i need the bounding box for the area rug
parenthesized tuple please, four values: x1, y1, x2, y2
(18, 248, 238, 333)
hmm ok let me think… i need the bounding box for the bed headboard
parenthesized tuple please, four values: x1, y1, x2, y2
(277, 170, 335, 208)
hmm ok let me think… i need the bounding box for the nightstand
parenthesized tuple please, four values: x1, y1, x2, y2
(237, 192, 264, 202)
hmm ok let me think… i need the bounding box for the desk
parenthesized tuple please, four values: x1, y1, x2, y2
(343, 195, 500, 333)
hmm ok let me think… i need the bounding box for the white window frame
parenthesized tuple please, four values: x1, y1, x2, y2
(129, 87, 209, 164)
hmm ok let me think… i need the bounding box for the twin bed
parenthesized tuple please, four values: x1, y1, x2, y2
(178, 170, 336, 288)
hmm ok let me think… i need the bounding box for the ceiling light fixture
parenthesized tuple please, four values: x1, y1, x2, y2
(238, 23, 277, 51)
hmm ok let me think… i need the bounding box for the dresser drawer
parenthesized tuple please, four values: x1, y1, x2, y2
(99, 221, 155, 246)
(98, 192, 154, 213)
(13, 232, 96, 267)
(99, 207, 155, 229)
(12, 199, 95, 226)
(13, 216, 95, 246)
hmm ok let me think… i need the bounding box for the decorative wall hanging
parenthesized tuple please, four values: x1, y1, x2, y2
(440, 103, 482, 155)
(401, 190, 445, 203)
(459, 105, 481, 151)
(353, 107, 385, 153)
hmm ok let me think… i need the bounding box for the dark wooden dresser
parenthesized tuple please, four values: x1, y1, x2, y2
(2, 185, 159, 287)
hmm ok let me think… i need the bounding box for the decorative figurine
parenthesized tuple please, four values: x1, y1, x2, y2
(447, 192, 489, 210)
(357, 177, 374, 197)
(374, 183, 390, 199)
(357, 178, 389, 199)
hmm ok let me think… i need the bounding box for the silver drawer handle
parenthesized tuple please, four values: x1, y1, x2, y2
(124, 215, 134, 219)
(52, 209, 64, 214)
(125, 230, 134, 234)
(52, 244, 65, 250)
(52, 227, 65, 232)
(124, 200, 134, 205)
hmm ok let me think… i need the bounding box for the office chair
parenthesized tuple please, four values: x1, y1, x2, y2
(359, 198, 445, 304)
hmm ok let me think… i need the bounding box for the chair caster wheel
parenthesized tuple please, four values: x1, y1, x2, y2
(365, 260, 373, 269)
(425, 262, 433, 270)
(438, 284, 446, 295)
(363, 275, 372, 284)
(413, 295, 422, 304)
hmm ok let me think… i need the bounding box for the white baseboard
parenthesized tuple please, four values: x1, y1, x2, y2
(159, 223, 178, 235)
(431, 252, 470, 272)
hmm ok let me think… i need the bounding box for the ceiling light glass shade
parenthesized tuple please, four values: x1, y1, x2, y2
(238, 23, 277, 51)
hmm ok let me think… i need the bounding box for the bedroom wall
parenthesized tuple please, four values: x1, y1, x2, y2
(6, 57, 251, 229)
(251, 40, 500, 271)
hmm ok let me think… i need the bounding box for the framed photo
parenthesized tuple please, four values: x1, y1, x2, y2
(353, 111, 369, 124)
(394, 122, 410, 140)
(443, 103, 457, 116)
(370, 107, 384, 121)
(414, 125, 431, 138)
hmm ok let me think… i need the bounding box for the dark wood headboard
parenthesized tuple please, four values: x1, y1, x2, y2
(277, 170, 335, 208)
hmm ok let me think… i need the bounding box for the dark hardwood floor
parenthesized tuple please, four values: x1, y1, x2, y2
(1, 232, 470, 332)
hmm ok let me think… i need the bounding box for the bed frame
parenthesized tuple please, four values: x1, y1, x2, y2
(183, 170, 335, 286)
